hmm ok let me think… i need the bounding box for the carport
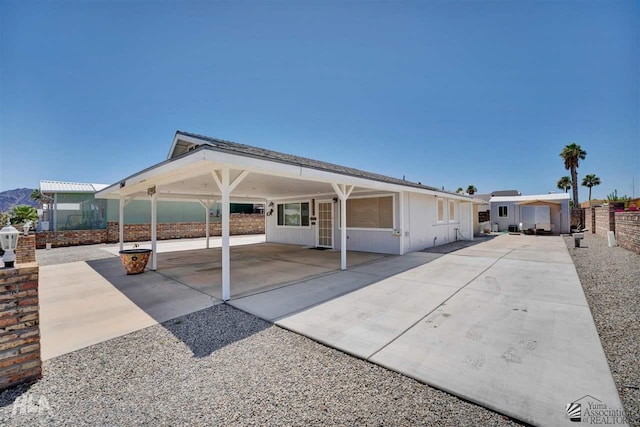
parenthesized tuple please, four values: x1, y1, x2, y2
(96, 131, 474, 301)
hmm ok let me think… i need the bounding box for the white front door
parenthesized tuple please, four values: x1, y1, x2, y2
(316, 201, 334, 248)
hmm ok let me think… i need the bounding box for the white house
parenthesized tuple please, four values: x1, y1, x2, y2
(490, 193, 571, 234)
(96, 131, 482, 300)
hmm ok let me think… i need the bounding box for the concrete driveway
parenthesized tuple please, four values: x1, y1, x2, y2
(231, 235, 625, 426)
(39, 238, 384, 360)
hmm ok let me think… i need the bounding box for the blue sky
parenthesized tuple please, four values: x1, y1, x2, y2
(1, 0, 638, 201)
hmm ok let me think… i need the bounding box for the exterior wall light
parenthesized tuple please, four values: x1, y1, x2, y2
(0, 221, 20, 268)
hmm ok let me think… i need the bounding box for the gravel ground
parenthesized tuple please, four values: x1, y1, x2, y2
(565, 233, 640, 425)
(0, 304, 520, 426)
(36, 244, 117, 266)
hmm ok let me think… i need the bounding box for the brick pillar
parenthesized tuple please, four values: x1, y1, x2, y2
(16, 234, 36, 264)
(0, 263, 42, 390)
(590, 207, 596, 233)
(608, 204, 616, 234)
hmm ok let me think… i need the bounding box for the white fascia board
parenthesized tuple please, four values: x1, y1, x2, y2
(201, 149, 473, 202)
(97, 144, 473, 203)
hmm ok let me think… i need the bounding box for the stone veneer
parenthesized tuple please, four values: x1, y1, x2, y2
(35, 214, 265, 248)
(0, 263, 41, 390)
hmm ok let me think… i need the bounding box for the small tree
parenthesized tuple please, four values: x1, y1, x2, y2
(456, 187, 464, 194)
(606, 190, 630, 202)
(10, 205, 38, 225)
(581, 174, 601, 201)
(557, 176, 571, 193)
(466, 185, 477, 195)
(0, 212, 9, 226)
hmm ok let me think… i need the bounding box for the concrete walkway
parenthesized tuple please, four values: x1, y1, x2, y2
(232, 235, 625, 426)
(40, 261, 219, 360)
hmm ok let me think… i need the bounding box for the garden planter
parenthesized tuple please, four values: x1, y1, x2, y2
(119, 249, 152, 275)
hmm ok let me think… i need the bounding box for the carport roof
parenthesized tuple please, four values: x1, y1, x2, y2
(96, 130, 476, 202)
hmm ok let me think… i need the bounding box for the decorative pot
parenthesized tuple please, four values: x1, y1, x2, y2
(119, 249, 152, 275)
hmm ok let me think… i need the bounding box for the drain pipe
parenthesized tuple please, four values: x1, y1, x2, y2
(433, 236, 437, 247)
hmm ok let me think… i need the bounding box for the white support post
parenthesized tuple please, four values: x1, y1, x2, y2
(150, 192, 158, 271)
(399, 191, 405, 255)
(332, 183, 354, 271)
(199, 200, 212, 249)
(211, 169, 249, 302)
(119, 195, 125, 252)
(469, 203, 474, 241)
(221, 169, 231, 301)
(205, 203, 210, 249)
(340, 196, 347, 270)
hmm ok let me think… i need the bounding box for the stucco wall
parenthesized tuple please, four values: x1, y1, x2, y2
(404, 193, 462, 252)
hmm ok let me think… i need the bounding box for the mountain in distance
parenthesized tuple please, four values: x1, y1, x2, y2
(0, 188, 37, 213)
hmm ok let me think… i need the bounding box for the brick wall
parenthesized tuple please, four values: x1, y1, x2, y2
(584, 207, 595, 233)
(594, 205, 616, 238)
(16, 235, 36, 264)
(615, 212, 640, 255)
(35, 230, 107, 249)
(0, 263, 42, 391)
(36, 214, 265, 248)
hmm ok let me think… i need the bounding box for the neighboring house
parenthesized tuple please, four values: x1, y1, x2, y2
(39, 181, 109, 231)
(489, 193, 570, 234)
(475, 190, 521, 211)
(38, 180, 261, 232)
(96, 131, 483, 300)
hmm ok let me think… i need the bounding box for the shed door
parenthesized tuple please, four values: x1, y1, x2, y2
(317, 201, 333, 248)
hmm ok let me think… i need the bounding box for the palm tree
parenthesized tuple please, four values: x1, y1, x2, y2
(581, 174, 601, 201)
(560, 143, 586, 206)
(466, 185, 477, 195)
(557, 176, 571, 193)
(456, 187, 464, 194)
(10, 205, 38, 225)
(30, 189, 42, 202)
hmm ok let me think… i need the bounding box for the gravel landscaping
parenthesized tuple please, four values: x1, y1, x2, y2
(0, 304, 519, 426)
(36, 244, 117, 266)
(5, 234, 636, 425)
(565, 232, 640, 425)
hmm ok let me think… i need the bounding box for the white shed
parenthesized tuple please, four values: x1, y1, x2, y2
(489, 193, 571, 234)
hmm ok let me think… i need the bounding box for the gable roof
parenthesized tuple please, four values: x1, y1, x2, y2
(40, 180, 109, 193)
(171, 130, 461, 196)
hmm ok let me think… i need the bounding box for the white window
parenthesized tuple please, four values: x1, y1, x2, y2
(437, 199, 444, 222)
(277, 202, 310, 227)
(449, 200, 455, 222)
(498, 206, 508, 218)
